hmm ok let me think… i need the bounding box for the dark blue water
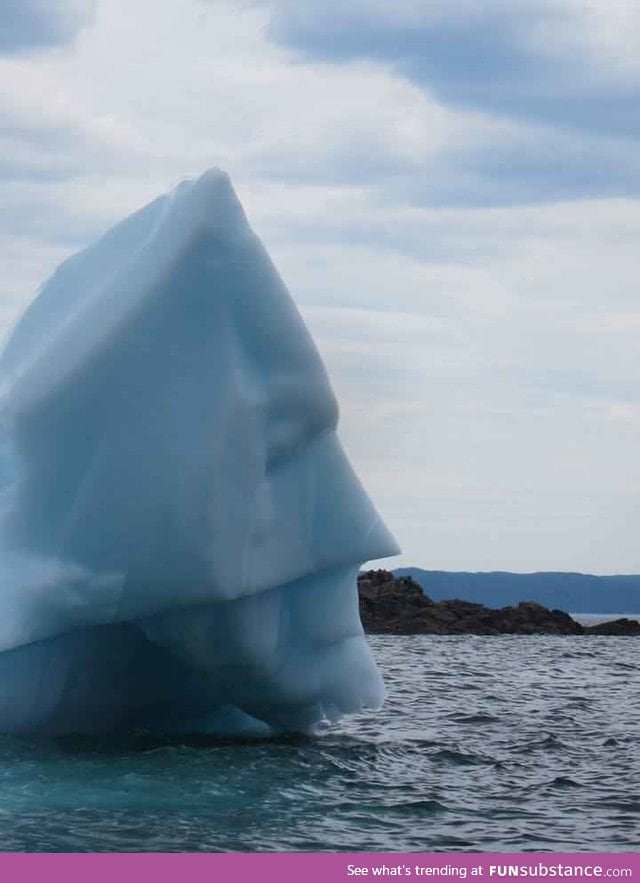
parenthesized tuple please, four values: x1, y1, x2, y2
(0, 635, 637, 852)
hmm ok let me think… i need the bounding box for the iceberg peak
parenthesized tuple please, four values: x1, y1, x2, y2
(162, 167, 250, 242)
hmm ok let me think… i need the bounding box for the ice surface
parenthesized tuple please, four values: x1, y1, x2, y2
(0, 169, 398, 736)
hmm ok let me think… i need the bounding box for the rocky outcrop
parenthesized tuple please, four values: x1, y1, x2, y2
(585, 617, 640, 635)
(358, 570, 640, 635)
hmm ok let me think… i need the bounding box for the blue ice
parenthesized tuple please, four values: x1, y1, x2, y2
(0, 170, 398, 736)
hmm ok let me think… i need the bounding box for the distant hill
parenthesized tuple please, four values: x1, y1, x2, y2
(393, 569, 640, 614)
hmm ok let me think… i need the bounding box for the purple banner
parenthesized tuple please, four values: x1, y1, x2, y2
(0, 853, 637, 883)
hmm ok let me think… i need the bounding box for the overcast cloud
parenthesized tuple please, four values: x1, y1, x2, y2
(0, 0, 94, 54)
(2, 0, 639, 573)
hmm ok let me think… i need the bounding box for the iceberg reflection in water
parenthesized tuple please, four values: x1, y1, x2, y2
(0, 169, 398, 736)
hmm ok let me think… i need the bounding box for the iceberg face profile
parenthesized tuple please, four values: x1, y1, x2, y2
(0, 169, 398, 736)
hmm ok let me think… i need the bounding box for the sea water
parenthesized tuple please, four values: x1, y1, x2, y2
(0, 634, 636, 853)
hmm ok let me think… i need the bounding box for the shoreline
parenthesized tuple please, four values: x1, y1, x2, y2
(359, 570, 640, 636)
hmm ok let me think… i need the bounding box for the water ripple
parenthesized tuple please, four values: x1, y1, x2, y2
(0, 634, 637, 852)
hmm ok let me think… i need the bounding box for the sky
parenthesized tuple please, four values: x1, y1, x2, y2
(1, 0, 640, 574)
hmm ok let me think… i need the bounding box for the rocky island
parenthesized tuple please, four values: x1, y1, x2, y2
(358, 570, 640, 635)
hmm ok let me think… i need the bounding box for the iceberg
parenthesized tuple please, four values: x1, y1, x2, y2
(0, 169, 398, 736)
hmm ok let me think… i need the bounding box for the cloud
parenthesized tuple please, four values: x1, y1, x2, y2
(0, 0, 94, 54)
(260, 191, 640, 571)
(247, 0, 640, 206)
(263, 0, 640, 133)
(3, 0, 640, 571)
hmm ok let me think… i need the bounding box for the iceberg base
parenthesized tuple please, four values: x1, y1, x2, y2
(0, 566, 383, 737)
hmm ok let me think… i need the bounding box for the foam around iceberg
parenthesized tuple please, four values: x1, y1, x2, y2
(0, 169, 398, 736)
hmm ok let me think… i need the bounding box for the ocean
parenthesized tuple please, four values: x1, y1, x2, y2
(0, 634, 637, 852)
